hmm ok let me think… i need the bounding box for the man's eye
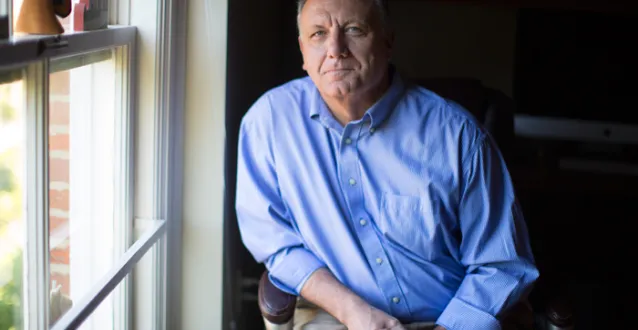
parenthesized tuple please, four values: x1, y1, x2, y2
(346, 27, 363, 34)
(311, 31, 326, 38)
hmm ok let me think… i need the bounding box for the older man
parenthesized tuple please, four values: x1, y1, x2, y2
(235, 0, 539, 329)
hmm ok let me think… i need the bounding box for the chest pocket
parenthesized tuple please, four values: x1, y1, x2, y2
(377, 193, 441, 260)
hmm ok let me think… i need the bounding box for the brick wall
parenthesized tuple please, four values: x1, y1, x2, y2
(48, 13, 73, 297)
(49, 68, 70, 296)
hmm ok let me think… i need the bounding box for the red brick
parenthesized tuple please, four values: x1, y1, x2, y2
(49, 158, 69, 182)
(49, 101, 70, 126)
(50, 71, 69, 95)
(50, 216, 69, 231)
(50, 189, 69, 212)
(50, 247, 70, 264)
(49, 134, 69, 151)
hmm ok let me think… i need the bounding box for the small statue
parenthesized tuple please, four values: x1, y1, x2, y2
(15, 0, 71, 35)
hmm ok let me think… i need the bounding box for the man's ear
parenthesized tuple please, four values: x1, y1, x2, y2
(298, 36, 307, 71)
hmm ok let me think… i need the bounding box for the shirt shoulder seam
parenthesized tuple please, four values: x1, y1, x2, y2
(461, 134, 487, 180)
(443, 98, 487, 176)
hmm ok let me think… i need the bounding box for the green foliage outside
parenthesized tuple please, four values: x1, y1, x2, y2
(0, 82, 23, 330)
(0, 251, 22, 330)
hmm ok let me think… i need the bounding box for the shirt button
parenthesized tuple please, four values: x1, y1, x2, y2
(370, 127, 376, 133)
(376, 258, 383, 265)
(359, 219, 367, 226)
(345, 138, 352, 145)
(392, 297, 400, 304)
(348, 178, 356, 186)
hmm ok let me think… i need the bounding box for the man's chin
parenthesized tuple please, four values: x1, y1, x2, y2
(321, 81, 356, 99)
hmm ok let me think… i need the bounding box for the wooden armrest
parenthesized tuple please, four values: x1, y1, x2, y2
(544, 296, 573, 328)
(258, 271, 297, 325)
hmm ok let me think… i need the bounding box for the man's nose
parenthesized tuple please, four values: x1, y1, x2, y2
(326, 32, 348, 59)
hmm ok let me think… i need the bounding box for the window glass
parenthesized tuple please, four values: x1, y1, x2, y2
(0, 68, 26, 330)
(48, 48, 125, 329)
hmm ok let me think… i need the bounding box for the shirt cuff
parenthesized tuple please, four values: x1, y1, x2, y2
(267, 247, 325, 296)
(436, 297, 501, 330)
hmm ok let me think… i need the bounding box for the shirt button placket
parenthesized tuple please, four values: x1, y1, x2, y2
(341, 124, 407, 316)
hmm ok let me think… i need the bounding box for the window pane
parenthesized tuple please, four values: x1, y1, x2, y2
(48, 47, 125, 329)
(80, 280, 125, 330)
(133, 229, 163, 330)
(0, 69, 26, 330)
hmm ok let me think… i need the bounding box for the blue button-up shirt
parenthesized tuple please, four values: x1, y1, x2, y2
(236, 70, 539, 330)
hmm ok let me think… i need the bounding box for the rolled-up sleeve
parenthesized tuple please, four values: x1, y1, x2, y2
(437, 134, 539, 330)
(235, 95, 324, 295)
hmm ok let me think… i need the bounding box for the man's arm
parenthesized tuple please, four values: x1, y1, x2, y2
(436, 134, 539, 330)
(300, 268, 405, 330)
(236, 96, 325, 295)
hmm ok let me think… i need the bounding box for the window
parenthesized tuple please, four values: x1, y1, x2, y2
(48, 48, 127, 328)
(0, 0, 175, 327)
(78, 280, 124, 330)
(0, 0, 7, 17)
(0, 68, 26, 330)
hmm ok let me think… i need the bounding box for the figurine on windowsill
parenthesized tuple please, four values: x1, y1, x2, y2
(53, 0, 72, 18)
(14, 0, 108, 35)
(14, 0, 71, 35)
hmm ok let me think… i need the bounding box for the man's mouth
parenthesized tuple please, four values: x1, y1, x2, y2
(323, 69, 353, 75)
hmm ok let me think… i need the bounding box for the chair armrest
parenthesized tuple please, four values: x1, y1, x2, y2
(532, 293, 574, 330)
(544, 296, 574, 328)
(258, 271, 297, 325)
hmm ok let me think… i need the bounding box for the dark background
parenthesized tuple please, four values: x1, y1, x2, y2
(223, 1, 638, 329)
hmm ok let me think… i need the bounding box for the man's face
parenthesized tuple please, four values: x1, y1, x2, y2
(298, 0, 392, 99)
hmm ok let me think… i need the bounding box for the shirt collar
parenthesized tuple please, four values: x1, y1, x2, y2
(309, 65, 405, 129)
(365, 66, 404, 129)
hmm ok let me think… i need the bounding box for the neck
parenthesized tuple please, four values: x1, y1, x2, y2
(322, 72, 391, 126)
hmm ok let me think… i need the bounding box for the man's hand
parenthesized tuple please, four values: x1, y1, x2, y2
(300, 268, 405, 330)
(433, 326, 447, 330)
(342, 302, 406, 330)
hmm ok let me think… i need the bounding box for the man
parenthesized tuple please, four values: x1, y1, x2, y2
(235, 0, 539, 329)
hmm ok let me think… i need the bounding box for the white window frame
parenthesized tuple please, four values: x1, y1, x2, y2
(0, 0, 187, 327)
(122, 0, 186, 328)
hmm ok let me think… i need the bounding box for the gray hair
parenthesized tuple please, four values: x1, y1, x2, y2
(296, 0, 391, 34)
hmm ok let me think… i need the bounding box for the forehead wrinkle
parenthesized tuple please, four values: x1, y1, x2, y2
(299, 0, 381, 35)
(306, 12, 370, 27)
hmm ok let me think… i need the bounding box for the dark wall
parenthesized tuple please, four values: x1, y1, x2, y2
(223, 1, 303, 329)
(389, 1, 517, 96)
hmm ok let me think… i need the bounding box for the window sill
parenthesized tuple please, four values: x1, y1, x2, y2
(0, 25, 135, 69)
